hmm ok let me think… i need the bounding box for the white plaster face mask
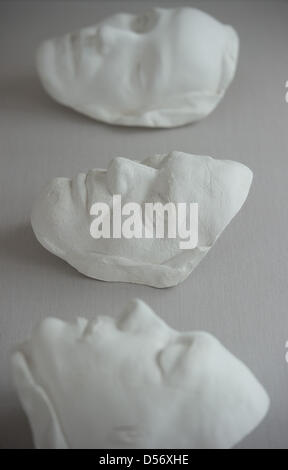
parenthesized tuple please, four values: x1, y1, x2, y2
(31, 151, 253, 288)
(12, 299, 269, 449)
(37, 7, 239, 127)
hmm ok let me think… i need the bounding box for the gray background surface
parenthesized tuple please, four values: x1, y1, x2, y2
(0, 0, 287, 449)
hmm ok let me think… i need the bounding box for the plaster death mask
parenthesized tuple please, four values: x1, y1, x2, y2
(31, 151, 253, 288)
(37, 7, 239, 127)
(12, 299, 269, 449)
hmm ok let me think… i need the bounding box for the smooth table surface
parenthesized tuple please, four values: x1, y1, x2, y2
(0, 0, 288, 449)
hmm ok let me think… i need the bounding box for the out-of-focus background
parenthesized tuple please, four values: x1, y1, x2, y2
(0, 0, 288, 449)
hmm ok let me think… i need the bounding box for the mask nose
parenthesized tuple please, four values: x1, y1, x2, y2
(106, 157, 157, 199)
(93, 24, 124, 55)
(116, 299, 167, 335)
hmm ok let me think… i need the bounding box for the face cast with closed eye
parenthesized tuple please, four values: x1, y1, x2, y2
(31, 151, 253, 288)
(37, 7, 239, 127)
(12, 299, 269, 449)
